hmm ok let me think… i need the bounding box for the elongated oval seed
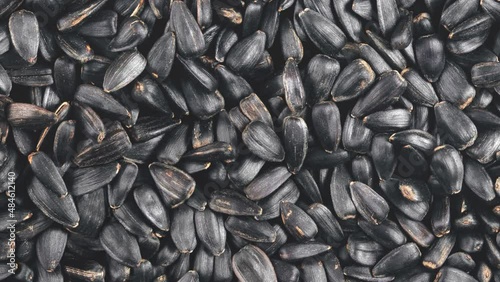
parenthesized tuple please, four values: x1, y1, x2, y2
(149, 162, 196, 208)
(232, 245, 278, 282)
(9, 10, 39, 64)
(170, 0, 205, 57)
(103, 51, 147, 92)
(242, 121, 284, 162)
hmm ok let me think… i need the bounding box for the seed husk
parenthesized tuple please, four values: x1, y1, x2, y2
(239, 93, 273, 128)
(171, 204, 197, 253)
(226, 216, 277, 243)
(366, 29, 407, 70)
(77, 9, 118, 38)
(391, 11, 413, 50)
(279, 242, 332, 261)
(464, 157, 495, 202)
(280, 201, 318, 241)
(225, 30, 266, 74)
(9, 10, 39, 65)
(232, 245, 278, 282)
(27, 177, 80, 228)
(434, 60, 476, 110)
(283, 116, 308, 173)
(100, 222, 141, 267)
(422, 233, 457, 270)
(351, 70, 407, 118)
(447, 13, 493, 55)
(373, 242, 421, 277)
(209, 189, 262, 216)
(36, 227, 67, 272)
(28, 151, 67, 197)
(244, 165, 291, 201)
(170, 0, 205, 57)
(283, 57, 306, 113)
(331, 59, 375, 103)
(103, 51, 147, 92)
(298, 9, 346, 57)
(430, 145, 464, 195)
(195, 208, 226, 256)
(343, 113, 374, 154)
(242, 121, 284, 163)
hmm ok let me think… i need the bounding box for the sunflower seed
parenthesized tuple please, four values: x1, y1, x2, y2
(232, 245, 277, 282)
(103, 51, 147, 92)
(36, 227, 67, 272)
(422, 233, 456, 269)
(226, 30, 266, 74)
(351, 70, 407, 118)
(279, 242, 332, 261)
(100, 222, 141, 267)
(9, 10, 38, 64)
(298, 9, 346, 57)
(447, 13, 493, 55)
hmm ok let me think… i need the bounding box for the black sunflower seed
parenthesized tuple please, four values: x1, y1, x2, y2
(422, 233, 457, 270)
(9, 10, 39, 65)
(209, 189, 262, 216)
(100, 222, 141, 267)
(391, 11, 413, 50)
(434, 101, 477, 150)
(245, 165, 291, 201)
(77, 9, 118, 38)
(279, 242, 332, 261)
(376, 0, 399, 37)
(28, 177, 80, 228)
(232, 245, 277, 282)
(242, 121, 284, 163)
(395, 211, 435, 248)
(298, 9, 346, 57)
(225, 30, 266, 74)
(332, 0, 363, 42)
(352, 0, 375, 21)
(434, 60, 476, 110)
(36, 227, 67, 272)
(447, 13, 493, 55)
(57, 0, 109, 31)
(430, 145, 464, 195)
(170, 0, 205, 57)
(28, 152, 67, 197)
(131, 77, 173, 116)
(56, 33, 94, 63)
(351, 70, 407, 118)
(171, 204, 197, 253)
(331, 59, 375, 103)
(471, 61, 500, 88)
(401, 68, 439, 107)
(280, 201, 318, 241)
(283, 116, 308, 173)
(373, 242, 421, 276)
(149, 162, 195, 208)
(103, 51, 147, 92)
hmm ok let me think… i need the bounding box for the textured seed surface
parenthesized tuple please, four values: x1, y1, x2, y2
(2, 1, 500, 280)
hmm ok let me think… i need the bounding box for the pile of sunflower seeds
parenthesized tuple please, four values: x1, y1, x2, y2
(1, 0, 500, 281)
